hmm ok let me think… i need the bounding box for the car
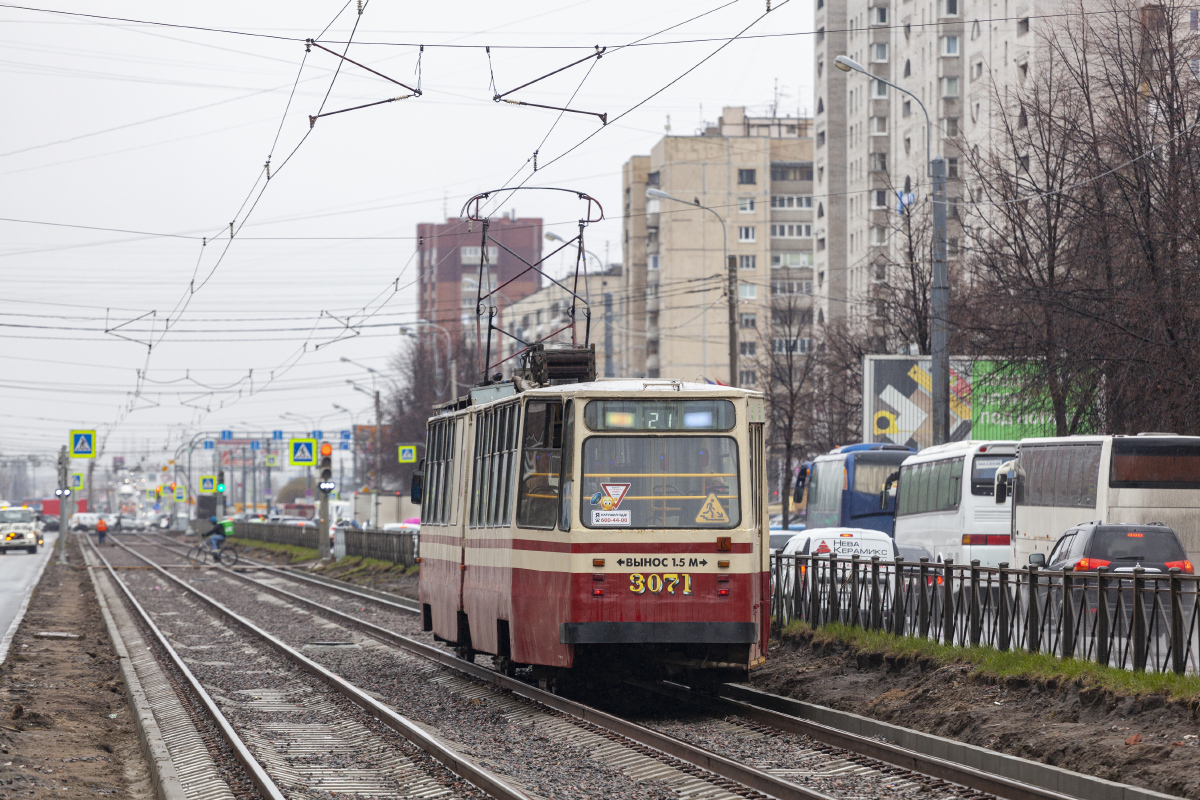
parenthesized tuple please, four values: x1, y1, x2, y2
(71, 512, 99, 531)
(775, 527, 899, 595)
(40, 514, 59, 532)
(0, 507, 40, 554)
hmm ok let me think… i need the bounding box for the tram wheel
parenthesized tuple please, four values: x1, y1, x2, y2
(455, 645, 476, 663)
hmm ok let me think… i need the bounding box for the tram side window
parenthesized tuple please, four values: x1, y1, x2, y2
(424, 419, 456, 525)
(516, 400, 564, 529)
(470, 403, 520, 528)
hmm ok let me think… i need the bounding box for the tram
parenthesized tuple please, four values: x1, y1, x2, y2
(412, 350, 769, 688)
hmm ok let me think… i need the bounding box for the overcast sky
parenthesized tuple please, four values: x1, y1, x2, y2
(1, 0, 815, 476)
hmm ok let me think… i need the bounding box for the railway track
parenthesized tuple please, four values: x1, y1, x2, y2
(108, 531, 1091, 800)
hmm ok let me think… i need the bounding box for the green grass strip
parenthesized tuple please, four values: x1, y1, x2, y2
(225, 537, 319, 564)
(784, 620, 1200, 700)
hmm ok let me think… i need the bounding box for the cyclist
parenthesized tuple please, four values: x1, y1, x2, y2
(202, 516, 233, 561)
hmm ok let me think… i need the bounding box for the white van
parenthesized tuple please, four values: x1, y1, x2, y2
(892, 440, 1016, 568)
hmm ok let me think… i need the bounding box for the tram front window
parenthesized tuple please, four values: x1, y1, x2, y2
(581, 437, 740, 529)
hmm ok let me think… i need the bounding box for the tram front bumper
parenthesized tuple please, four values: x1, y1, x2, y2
(559, 621, 758, 644)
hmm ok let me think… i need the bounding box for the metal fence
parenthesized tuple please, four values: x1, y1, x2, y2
(344, 528, 417, 568)
(771, 554, 1200, 675)
(231, 521, 320, 550)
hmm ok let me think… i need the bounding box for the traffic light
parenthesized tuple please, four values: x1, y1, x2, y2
(217, 470, 226, 494)
(318, 442, 334, 493)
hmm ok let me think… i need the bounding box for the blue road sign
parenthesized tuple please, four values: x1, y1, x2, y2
(398, 446, 417, 464)
(340, 430, 352, 440)
(251, 440, 261, 451)
(220, 430, 233, 440)
(340, 441, 350, 450)
(203, 440, 214, 450)
(290, 438, 317, 466)
(152, 503, 161, 511)
(200, 476, 216, 493)
(312, 430, 323, 440)
(272, 430, 284, 441)
(69, 430, 96, 458)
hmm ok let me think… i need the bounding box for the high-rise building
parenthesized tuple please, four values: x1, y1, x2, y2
(813, 0, 1036, 333)
(416, 213, 544, 347)
(621, 107, 814, 385)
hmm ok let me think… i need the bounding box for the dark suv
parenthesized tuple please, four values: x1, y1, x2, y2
(1032, 522, 1192, 575)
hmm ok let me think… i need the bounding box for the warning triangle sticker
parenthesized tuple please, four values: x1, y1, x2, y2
(600, 483, 631, 509)
(695, 493, 730, 524)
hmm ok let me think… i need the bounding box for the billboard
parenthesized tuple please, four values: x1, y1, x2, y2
(864, 356, 1059, 450)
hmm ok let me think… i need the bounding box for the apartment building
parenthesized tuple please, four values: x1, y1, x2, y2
(415, 213, 544, 346)
(499, 265, 622, 378)
(813, 0, 1038, 331)
(620, 107, 815, 385)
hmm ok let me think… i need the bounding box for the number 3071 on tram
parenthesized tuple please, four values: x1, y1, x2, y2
(412, 378, 770, 689)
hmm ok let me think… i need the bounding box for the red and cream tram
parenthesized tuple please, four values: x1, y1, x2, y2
(414, 375, 769, 687)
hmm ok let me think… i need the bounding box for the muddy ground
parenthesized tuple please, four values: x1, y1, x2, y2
(753, 628, 1200, 799)
(0, 535, 152, 798)
(308, 557, 419, 599)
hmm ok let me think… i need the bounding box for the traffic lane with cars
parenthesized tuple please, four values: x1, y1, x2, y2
(0, 533, 57, 659)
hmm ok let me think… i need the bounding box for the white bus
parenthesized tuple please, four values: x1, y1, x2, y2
(892, 441, 1016, 567)
(996, 434, 1200, 563)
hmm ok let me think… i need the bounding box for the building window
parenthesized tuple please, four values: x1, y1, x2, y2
(870, 116, 888, 134)
(739, 254, 757, 270)
(460, 245, 499, 264)
(649, 254, 660, 270)
(816, 131, 826, 147)
(740, 313, 757, 328)
(771, 195, 813, 208)
(903, 59, 911, 78)
(738, 226, 756, 242)
(947, 157, 959, 178)
(1017, 106, 1028, 128)
(739, 341, 757, 357)
(872, 189, 888, 209)
(941, 35, 959, 56)
(942, 117, 959, 136)
(1017, 154, 1030, 172)
(872, 79, 888, 98)
(1017, 17, 1029, 35)
(940, 77, 960, 97)
(1192, 9, 1198, 30)
(973, 61, 984, 81)
(771, 251, 814, 267)
(817, 237, 826, 251)
(771, 280, 814, 296)
(739, 283, 758, 300)
(870, 152, 888, 172)
(816, 26, 825, 43)
(737, 168, 757, 185)
(647, 171, 660, 186)
(903, 100, 911, 117)
(770, 223, 813, 238)
(739, 370, 757, 386)
(817, 97, 824, 114)
(948, 238, 960, 257)
(870, 226, 888, 246)
(947, 197, 960, 219)
(944, 0, 958, 15)
(872, 43, 888, 62)
(872, 6, 888, 24)
(1018, 61, 1028, 84)
(772, 338, 814, 354)
(738, 197, 756, 213)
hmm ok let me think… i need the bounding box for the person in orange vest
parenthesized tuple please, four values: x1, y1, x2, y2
(96, 516, 108, 545)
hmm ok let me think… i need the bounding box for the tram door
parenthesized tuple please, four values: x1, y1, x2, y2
(749, 421, 768, 663)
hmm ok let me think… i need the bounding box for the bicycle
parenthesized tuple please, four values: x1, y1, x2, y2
(186, 541, 239, 567)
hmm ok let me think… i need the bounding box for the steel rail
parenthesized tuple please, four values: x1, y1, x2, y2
(82, 536, 288, 800)
(131, 534, 1087, 800)
(109, 538, 535, 800)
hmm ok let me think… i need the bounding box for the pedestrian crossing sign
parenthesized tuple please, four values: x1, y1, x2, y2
(200, 476, 216, 494)
(264, 455, 279, 467)
(70, 430, 96, 458)
(71, 473, 83, 490)
(174, 486, 186, 501)
(145, 489, 155, 501)
(290, 438, 317, 466)
(398, 446, 417, 464)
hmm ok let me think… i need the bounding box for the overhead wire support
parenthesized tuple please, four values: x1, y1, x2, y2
(493, 46, 608, 124)
(305, 38, 422, 127)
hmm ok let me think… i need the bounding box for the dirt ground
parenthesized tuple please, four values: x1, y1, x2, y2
(308, 557, 419, 599)
(753, 628, 1200, 799)
(0, 536, 153, 799)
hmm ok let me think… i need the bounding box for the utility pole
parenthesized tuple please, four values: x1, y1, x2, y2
(604, 292, 614, 378)
(930, 155, 950, 444)
(374, 389, 383, 494)
(727, 254, 739, 387)
(56, 446, 71, 565)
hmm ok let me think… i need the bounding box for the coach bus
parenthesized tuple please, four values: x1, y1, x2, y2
(414, 377, 769, 690)
(996, 434, 1200, 562)
(892, 440, 1015, 566)
(798, 443, 915, 534)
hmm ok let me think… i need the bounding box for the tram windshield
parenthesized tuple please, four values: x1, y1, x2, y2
(581, 436, 740, 529)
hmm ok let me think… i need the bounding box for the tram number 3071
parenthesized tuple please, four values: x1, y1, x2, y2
(629, 573, 693, 595)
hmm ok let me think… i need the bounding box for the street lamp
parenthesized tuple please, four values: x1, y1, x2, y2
(646, 187, 737, 387)
(835, 54, 950, 444)
(399, 320, 456, 400)
(346, 377, 383, 496)
(332, 403, 367, 488)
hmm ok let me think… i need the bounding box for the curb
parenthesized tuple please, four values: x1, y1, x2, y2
(722, 684, 1181, 800)
(0, 534, 57, 667)
(83, 547, 188, 800)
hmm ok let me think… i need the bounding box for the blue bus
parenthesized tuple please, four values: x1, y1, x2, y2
(793, 443, 916, 534)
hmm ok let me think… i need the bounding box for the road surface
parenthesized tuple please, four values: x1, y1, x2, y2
(0, 532, 57, 663)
